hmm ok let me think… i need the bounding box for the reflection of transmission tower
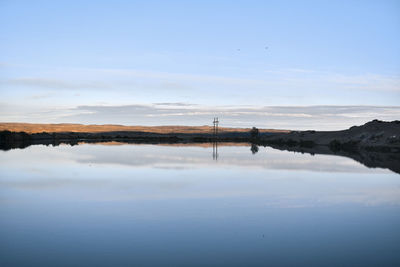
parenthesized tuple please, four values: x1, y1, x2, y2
(213, 140, 218, 160)
(213, 117, 219, 160)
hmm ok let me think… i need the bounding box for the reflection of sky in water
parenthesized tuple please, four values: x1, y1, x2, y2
(0, 144, 399, 266)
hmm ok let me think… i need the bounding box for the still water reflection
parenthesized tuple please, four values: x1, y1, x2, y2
(0, 143, 399, 266)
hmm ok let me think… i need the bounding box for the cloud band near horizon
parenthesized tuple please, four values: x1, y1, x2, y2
(1, 104, 399, 131)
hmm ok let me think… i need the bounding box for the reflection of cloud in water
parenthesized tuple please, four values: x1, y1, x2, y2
(0, 143, 398, 207)
(71, 143, 381, 173)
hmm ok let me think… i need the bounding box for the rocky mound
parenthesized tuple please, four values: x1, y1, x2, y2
(260, 120, 400, 152)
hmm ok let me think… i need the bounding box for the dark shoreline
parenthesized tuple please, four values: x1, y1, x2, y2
(1, 119, 399, 151)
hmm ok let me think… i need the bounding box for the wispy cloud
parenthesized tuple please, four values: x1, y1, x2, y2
(2, 67, 399, 93)
(2, 103, 398, 130)
(64, 104, 400, 130)
(3, 77, 110, 90)
(153, 102, 197, 107)
(84, 67, 400, 92)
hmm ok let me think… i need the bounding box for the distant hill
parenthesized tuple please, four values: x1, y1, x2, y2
(0, 122, 289, 134)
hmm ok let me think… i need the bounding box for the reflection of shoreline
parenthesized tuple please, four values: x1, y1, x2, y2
(82, 141, 249, 148)
(0, 138, 250, 151)
(265, 143, 400, 175)
(1, 138, 399, 174)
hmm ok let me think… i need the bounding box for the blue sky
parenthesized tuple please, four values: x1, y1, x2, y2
(0, 0, 399, 129)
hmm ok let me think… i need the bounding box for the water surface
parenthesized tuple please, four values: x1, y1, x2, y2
(1, 143, 399, 266)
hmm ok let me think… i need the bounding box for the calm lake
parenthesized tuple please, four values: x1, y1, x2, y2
(1, 143, 399, 266)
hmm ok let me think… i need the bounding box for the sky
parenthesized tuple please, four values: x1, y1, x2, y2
(0, 0, 399, 130)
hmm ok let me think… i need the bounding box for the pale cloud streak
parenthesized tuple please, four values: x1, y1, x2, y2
(2, 66, 399, 93)
(1, 103, 399, 130)
(3, 77, 111, 90)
